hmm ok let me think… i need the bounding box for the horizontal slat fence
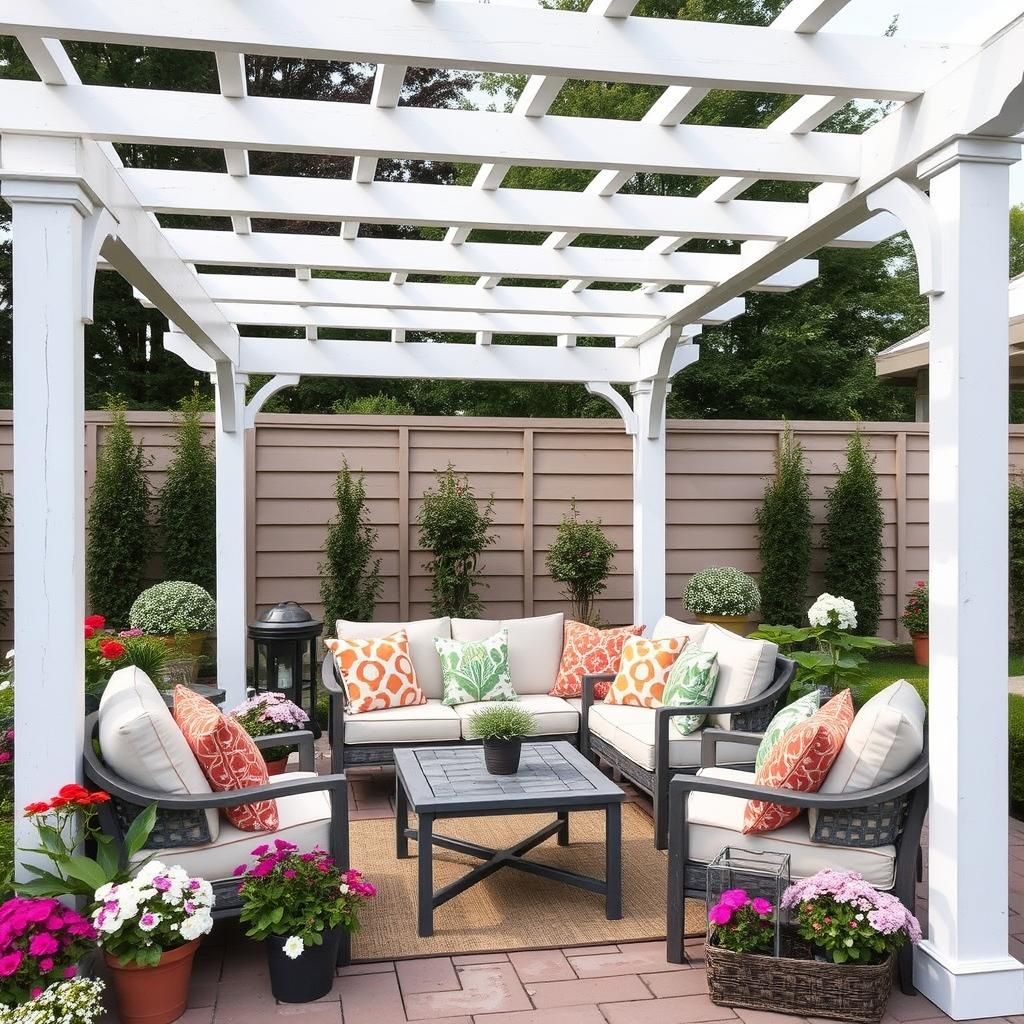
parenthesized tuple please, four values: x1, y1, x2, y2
(1, 411, 1021, 643)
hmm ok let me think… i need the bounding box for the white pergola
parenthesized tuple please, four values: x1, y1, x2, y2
(1, 0, 1023, 1015)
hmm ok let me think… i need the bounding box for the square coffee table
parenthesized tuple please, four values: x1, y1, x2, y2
(393, 741, 625, 937)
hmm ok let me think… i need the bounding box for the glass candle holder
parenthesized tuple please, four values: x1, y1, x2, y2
(706, 846, 790, 956)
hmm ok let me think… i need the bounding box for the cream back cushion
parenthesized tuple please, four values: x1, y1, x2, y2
(651, 616, 709, 647)
(98, 667, 219, 840)
(335, 618, 451, 699)
(702, 623, 778, 729)
(452, 613, 564, 695)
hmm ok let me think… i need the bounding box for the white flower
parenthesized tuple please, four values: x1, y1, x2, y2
(179, 911, 214, 942)
(808, 593, 858, 631)
(138, 912, 162, 932)
(5, 649, 13, 661)
(136, 861, 167, 886)
(339, 882, 350, 895)
(283, 936, 305, 960)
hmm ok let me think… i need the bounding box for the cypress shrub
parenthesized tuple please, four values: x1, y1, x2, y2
(417, 466, 495, 619)
(87, 399, 151, 627)
(822, 432, 884, 635)
(1009, 479, 1024, 643)
(756, 427, 812, 626)
(320, 460, 382, 631)
(159, 389, 216, 595)
(545, 500, 617, 626)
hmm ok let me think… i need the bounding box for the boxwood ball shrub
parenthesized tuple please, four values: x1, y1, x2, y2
(685, 566, 761, 618)
(129, 581, 217, 635)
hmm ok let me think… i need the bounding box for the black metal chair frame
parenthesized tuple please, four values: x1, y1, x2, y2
(665, 729, 929, 995)
(578, 655, 796, 849)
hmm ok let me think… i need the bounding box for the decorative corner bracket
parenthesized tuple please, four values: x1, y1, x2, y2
(585, 382, 637, 436)
(865, 179, 944, 298)
(244, 374, 301, 429)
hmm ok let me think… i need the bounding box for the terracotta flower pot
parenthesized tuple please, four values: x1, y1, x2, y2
(695, 613, 750, 636)
(264, 756, 289, 776)
(911, 633, 929, 667)
(105, 939, 200, 1024)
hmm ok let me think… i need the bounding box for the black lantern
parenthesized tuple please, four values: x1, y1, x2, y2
(248, 601, 323, 737)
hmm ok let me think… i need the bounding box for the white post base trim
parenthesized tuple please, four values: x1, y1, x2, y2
(914, 941, 1024, 1020)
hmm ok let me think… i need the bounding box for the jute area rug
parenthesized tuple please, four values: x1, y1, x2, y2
(350, 802, 707, 961)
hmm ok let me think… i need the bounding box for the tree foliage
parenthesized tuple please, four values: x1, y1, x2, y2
(320, 461, 382, 630)
(545, 501, 617, 625)
(757, 427, 812, 625)
(417, 468, 495, 618)
(87, 399, 152, 626)
(1010, 479, 1024, 644)
(159, 389, 216, 594)
(822, 433, 884, 635)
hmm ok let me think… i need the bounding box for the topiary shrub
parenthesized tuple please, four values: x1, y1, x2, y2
(320, 459, 382, 632)
(87, 399, 152, 628)
(159, 389, 216, 595)
(545, 500, 617, 626)
(129, 581, 216, 636)
(1010, 479, 1024, 644)
(685, 567, 760, 617)
(757, 426, 811, 626)
(417, 466, 495, 619)
(822, 432, 884, 636)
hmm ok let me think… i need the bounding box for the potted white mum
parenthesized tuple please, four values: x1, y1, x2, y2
(685, 566, 761, 634)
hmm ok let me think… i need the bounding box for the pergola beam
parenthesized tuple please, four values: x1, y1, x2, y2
(0, 0, 974, 99)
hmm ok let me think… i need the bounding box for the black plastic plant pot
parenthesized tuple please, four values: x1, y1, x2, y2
(483, 737, 522, 775)
(265, 927, 343, 1003)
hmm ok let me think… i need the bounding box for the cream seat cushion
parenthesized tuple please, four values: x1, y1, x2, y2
(99, 667, 218, 840)
(689, 768, 897, 890)
(701, 624, 779, 729)
(451, 614, 564, 695)
(342, 699, 462, 745)
(454, 694, 578, 738)
(130, 773, 330, 882)
(650, 616, 709, 647)
(587, 703, 754, 772)
(336, 617, 451, 699)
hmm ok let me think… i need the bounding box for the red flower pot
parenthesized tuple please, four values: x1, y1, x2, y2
(104, 939, 199, 1024)
(911, 634, 929, 667)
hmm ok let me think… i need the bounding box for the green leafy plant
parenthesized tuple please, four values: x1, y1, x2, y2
(1010, 479, 1024, 643)
(158, 389, 216, 595)
(0, 476, 12, 630)
(128, 581, 216, 636)
(757, 427, 811, 626)
(901, 581, 928, 637)
(545, 500, 616, 626)
(417, 466, 495, 619)
(320, 460, 381, 630)
(685, 567, 760, 618)
(464, 704, 537, 742)
(822, 433, 884, 636)
(87, 399, 151, 628)
(332, 394, 415, 416)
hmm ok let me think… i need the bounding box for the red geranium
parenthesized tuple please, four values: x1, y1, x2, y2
(84, 614, 105, 630)
(84, 625, 94, 640)
(25, 786, 111, 815)
(98, 639, 125, 661)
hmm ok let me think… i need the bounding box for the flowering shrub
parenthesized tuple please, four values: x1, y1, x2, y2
(685, 567, 760, 617)
(901, 581, 928, 636)
(808, 594, 858, 631)
(235, 841, 375, 956)
(707, 888, 774, 954)
(129, 582, 216, 635)
(0, 977, 105, 1023)
(0, 897, 96, 1004)
(84, 615, 169, 694)
(229, 693, 309, 763)
(92, 863, 215, 967)
(781, 869, 921, 965)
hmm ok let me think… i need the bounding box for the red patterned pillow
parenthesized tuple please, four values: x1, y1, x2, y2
(549, 621, 645, 700)
(742, 689, 854, 835)
(173, 686, 279, 832)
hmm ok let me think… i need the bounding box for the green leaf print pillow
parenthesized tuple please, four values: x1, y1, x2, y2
(435, 629, 518, 706)
(662, 647, 720, 736)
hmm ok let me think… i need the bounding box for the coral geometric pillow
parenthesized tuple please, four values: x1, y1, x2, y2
(325, 629, 425, 715)
(549, 621, 645, 700)
(604, 636, 686, 707)
(742, 689, 855, 835)
(173, 685, 278, 833)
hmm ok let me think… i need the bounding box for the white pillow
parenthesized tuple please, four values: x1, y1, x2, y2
(651, 616, 709, 647)
(336, 617, 451, 699)
(98, 667, 219, 840)
(701, 623, 778, 729)
(452, 613, 564, 695)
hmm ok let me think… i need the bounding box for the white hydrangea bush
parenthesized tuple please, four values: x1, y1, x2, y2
(128, 581, 216, 635)
(0, 978, 105, 1024)
(684, 567, 761, 617)
(808, 593, 858, 631)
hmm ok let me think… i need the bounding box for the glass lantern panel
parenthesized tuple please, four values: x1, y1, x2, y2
(706, 846, 790, 957)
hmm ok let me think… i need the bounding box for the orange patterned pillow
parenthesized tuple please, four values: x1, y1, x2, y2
(742, 689, 855, 835)
(604, 635, 687, 707)
(325, 629, 425, 715)
(173, 686, 278, 832)
(549, 621, 645, 700)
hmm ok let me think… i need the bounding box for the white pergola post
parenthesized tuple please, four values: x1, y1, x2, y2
(913, 138, 1024, 1018)
(630, 381, 668, 629)
(214, 371, 249, 708)
(1, 178, 91, 859)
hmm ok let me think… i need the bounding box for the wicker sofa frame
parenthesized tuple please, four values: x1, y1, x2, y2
(578, 655, 796, 850)
(666, 729, 929, 994)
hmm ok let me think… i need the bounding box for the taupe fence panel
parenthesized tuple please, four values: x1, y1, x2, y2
(4, 411, 1024, 643)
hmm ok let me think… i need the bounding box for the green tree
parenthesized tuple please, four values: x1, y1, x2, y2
(159, 389, 217, 594)
(87, 399, 152, 626)
(320, 461, 382, 630)
(822, 433, 884, 635)
(417, 468, 495, 618)
(545, 500, 617, 625)
(1010, 479, 1024, 643)
(757, 427, 812, 625)
(332, 395, 416, 417)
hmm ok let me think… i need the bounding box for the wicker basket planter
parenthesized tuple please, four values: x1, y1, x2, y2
(706, 932, 893, 1024)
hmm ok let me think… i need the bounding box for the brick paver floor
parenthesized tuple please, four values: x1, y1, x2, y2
(163, 760, 1024, 1023)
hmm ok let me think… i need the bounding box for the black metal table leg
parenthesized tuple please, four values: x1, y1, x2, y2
(417, 812, 434, 937)
(396, 779, 410, 859)
(605, 800, 622, 920)
(557, 810, 569, 846)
